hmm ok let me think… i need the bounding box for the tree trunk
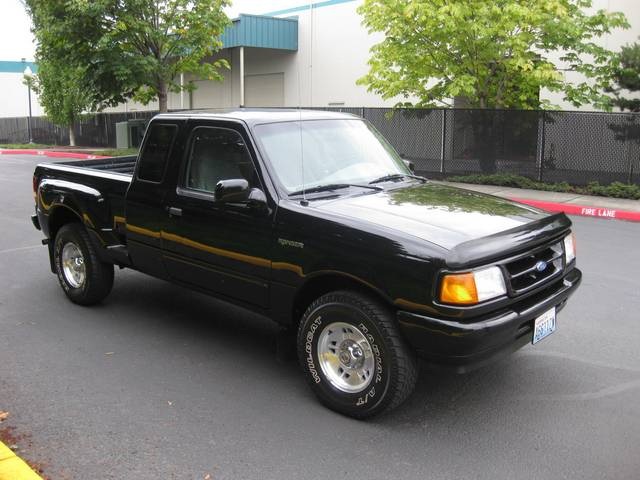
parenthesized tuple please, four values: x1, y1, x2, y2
(471, 110, 498, 174)
(158, 80, 168, 113)
(69, 125, 76, 147)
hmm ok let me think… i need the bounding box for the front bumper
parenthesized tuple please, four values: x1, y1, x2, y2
(397, 268, 582, 372)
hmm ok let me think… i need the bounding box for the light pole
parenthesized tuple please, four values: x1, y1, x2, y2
(23, 65, 33, 144)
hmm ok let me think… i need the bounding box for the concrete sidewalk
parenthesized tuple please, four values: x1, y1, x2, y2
(438, 181, 640, 221)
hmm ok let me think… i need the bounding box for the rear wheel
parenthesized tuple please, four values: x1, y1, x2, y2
(297, 290, 418, 418)
(54, 223, 114, 305)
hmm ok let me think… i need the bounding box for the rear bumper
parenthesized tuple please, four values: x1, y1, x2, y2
(397, 268, 582, 372)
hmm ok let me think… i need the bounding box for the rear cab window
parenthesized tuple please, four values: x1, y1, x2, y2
(137, 123, 179, 182)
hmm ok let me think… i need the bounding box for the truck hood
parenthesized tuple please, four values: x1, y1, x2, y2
(314, 182, 549, 251)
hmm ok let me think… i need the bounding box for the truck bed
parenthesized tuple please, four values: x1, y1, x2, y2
(56, 155, 138, 175)
(34, 156, 136, 241)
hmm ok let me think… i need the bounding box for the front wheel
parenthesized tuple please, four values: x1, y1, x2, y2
(54, 223, 114, 305)
(297, 291, 418, 418)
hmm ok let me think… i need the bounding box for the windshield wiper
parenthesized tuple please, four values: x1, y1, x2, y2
(289, 183, 383, 197)
(368, 173, 427, 184)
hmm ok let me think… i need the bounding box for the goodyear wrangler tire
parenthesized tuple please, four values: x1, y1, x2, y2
(297, 290, 418, 418)
(54, 223, 114, 305)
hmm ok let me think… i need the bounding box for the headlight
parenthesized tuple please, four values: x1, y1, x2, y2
(439, 266, 506, 305)
(564, 233, 576, 264)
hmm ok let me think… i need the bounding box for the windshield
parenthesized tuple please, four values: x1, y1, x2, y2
(253, 119, 411, 194)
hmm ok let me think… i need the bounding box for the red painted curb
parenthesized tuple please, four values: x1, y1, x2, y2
(511, 197, 640, 222)
(0, 149, 109, 160)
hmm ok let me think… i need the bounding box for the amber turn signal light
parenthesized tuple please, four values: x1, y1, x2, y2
(439, 272, 478, 305)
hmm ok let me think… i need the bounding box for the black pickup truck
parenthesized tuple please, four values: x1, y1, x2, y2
(31, 109, 581, 418)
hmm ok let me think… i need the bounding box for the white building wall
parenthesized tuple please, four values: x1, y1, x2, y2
(216, 0, 640, 111)
(0, 72, 44, 117)
(302, 0, 396, 107)
(541, 0, 640, 109)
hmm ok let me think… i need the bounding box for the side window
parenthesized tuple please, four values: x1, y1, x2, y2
(185, 127, 257, 193)
(137, 123, 178, 182)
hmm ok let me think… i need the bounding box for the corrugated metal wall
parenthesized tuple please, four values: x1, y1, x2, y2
(220, 14, 298, 51)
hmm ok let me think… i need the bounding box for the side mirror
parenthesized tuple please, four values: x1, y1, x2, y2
(402, 158, 415, 173)
(215, 179, 250, 203)
(215, 179, 268, 213)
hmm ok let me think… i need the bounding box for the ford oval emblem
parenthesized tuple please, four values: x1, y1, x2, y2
(535, 260, 548, 272)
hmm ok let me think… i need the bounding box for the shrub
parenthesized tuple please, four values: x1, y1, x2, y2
(446, 174, 640, 200)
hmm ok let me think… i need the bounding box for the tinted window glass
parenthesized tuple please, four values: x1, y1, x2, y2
(185, 127, 257, 193)
(137, 124, 177, 182)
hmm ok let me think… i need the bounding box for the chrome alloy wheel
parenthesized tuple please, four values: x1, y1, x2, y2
(317, 321, 375, 393)
(61, 242, 86, 288)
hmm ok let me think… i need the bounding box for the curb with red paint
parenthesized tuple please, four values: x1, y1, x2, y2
(511, 197, 640, 223)
(0, 149, 108, 160)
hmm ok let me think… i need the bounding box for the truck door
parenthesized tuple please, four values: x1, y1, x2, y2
(161, 121, 273, 309)
(125, 120, 184, 279)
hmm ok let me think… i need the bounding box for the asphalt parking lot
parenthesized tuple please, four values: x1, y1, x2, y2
(1, 154, 639, 480)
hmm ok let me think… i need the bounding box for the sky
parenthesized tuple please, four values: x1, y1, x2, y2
(0, 0, 310, 61)
(0, 0, 37, 61)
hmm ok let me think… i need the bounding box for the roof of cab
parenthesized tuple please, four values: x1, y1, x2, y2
(153, 108, 359, 127)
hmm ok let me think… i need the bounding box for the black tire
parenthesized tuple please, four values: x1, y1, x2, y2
(297, 290, 418, 418)
(53, 223, 114, 305)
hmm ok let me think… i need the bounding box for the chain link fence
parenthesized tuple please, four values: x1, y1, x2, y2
(1, 107, 638, 185)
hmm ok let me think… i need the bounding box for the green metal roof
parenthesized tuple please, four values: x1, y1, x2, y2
(0, 60, 38, 74)
(221, 14, 298, 51)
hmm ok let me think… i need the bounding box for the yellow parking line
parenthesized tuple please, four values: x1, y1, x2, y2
(0, 441, 42, 480)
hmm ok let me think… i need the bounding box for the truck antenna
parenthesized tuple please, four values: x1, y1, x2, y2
(296, 26, 307, 206)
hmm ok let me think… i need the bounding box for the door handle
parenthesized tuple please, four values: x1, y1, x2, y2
(166, 206, 182, 217)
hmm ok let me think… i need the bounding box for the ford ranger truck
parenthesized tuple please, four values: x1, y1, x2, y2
(31, 109, 581, 418)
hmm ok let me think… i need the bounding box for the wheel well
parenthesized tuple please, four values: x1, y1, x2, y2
(49, 206, 81, 241)
(291, 274, 393, 329)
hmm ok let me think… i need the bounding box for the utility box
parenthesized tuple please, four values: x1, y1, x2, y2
(115, 121, 129, 149)
(115, 119, 148, 149)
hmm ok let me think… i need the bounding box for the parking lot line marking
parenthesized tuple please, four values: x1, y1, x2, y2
(0, 443, 13, 462)
(0, 245, 42, 255)
(0, 442, 42, 480)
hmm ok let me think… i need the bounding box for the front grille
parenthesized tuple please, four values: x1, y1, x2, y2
(503, 241, 564, 295)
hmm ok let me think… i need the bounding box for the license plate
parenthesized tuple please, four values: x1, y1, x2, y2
(532, 307, 556, 344)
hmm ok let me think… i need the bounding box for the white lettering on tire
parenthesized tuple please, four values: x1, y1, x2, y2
(305, 316, 322, 383)
(356, 323, 384, 407)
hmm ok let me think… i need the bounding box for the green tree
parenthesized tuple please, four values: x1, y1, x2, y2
(607, 41, 640, 183)
(357, 0, 628, 110)
(30, 61, 90, 146)
(610, 41, 640, 112)
(26, 0, 230, 113)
